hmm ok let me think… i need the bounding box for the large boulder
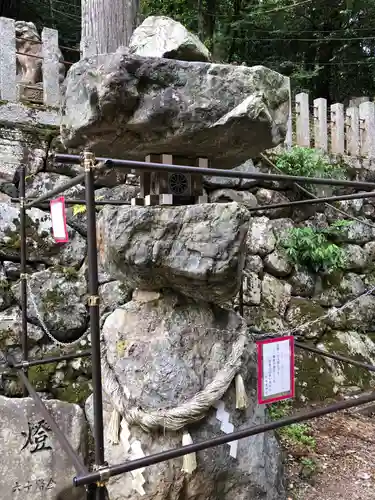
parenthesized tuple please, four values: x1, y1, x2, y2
(61, 51, 290, 167)
(129, 16, 211, 62)
(86, 290, 285, 500)
(0, 395, 86, 500)
(97, 202, 250, 305)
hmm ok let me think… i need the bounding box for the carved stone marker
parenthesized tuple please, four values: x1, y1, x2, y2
(0, 395, 87, 500)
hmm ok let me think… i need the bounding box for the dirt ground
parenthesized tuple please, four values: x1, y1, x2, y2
(283, 404, 375, 500)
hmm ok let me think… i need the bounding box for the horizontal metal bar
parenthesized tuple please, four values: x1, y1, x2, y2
(13, 190, 375, 212)
(7, 354, 88, 475)
(24, 171, 87, 209)
(295, 342, 375, 372)
(73, 388, 375, 487)
(248, 189, 375, 212)
(53, 153, 375, 190)
(24, 161, 110, 209)
(9, 350, 91, 370)
(12, 198, 131, 207)
(248, 327, 375, 372)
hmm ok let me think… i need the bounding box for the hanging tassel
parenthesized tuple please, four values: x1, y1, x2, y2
(181, 431, 197, 474)
(235, 373, 249, 410)
(108, 408, 121, 445)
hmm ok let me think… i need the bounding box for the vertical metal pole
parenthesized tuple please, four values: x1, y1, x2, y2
(83, 151, 106, 500)
(19, 164, 28, 396)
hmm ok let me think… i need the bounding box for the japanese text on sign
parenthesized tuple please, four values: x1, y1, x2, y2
(257, 336, 295, 404)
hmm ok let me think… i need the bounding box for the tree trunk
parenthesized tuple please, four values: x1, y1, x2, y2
(80, 0, 139, 57)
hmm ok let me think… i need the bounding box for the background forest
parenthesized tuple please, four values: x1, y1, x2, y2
(2, 0, 375, 104)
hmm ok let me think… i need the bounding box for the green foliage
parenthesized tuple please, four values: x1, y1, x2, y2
(276, 147, 345, 184)
(72, 195, 104, 216)
(267, 401, 316, 449)
(7, 0, 375, 101)
(280, 220, 351, 273)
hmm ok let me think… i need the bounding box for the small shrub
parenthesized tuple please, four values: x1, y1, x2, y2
(276, 146, 345, 190)
(280, 220, 351, 273)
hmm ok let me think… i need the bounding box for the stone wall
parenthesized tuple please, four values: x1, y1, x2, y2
(208, 155, 375, 403)
(1, 102, 375, 406)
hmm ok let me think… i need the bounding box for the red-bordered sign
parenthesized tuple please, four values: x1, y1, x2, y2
(257, 336, 295, 405)
(50, 196, 69, 243)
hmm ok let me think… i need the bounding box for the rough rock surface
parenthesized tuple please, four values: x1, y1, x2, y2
(0, 395, 86, 500)
(88, 291, 285, 500)
(97, 202, 250, 304)
(61, 52, 290, 166)
(204, 159, 259, 189)
(0, 202, 86, 266)
(11, 268, 88, 342)
(129, 16, 211, 62)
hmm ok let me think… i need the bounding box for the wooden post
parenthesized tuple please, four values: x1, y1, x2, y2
(295, 92, 310, 147)
(359, 101, 375, 158)
(0, 17, 17, 101)
(313, 98, 328, 151)
(345, 106, 360, 156)
(330, 103, 345, 154)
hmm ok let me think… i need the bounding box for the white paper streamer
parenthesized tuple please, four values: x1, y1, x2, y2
(213, 400, 238, 458)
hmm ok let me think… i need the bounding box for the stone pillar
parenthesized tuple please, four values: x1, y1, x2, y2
(313, 98, 328, 151)
(330, 103, 345, 154)
(42, 27, 61, 107)
(0, 17, 17, 102)
(295, 92, 310, 147)
(346, 106, 360, 156)
(359, 101, 375, 158)
(284, 77, 293, 149)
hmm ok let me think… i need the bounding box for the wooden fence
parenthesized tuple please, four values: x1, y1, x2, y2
(285, 92, 375, 158)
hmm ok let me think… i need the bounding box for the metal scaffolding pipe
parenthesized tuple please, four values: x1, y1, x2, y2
(10, 350, 91, 370)
(73, 389, 375, 487)
(19, 165, 28, 396)
(52, 153, 375, 190)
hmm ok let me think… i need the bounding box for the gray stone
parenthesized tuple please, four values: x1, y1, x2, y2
(269, 218, 295, 240)
(364, 241, 375, 261)
(285, 297, 327, 339)
(0, 306, 44, 345)
(0, 126, 47, 189)
(0, 264, 13, 311)
(261, 274, 291, 315)
(244, 254, 263, 274)
(264, 249, 292, 277)
(327, 295, 375, 330)
(204, 159, 259, 189)
(0, 202, 86, 266)
(92, 292, 284, 500)
(97, 202, 249, 305)
(316, 273, 366, 307)
(246, 216, 276, 256)
(244, 305, 286, 333)
(25, 172, 84, 200)
(98, 280, 132, 316)
(60, 51, 290, 167)
(288, 267, 316, 297)
(342, 244, 368, 272)
(209, 189, 258, 208)
(11, 268, 88, 342)
(129, 16, 211, 62)
(242, 270, 262, 305)
(255, 188, 292, 219)
(334, 220, 373, 244)
(0, 395, 86, 500)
